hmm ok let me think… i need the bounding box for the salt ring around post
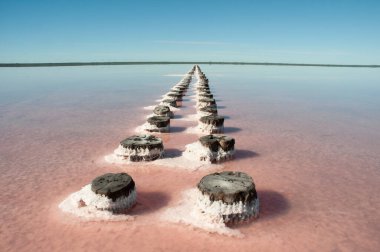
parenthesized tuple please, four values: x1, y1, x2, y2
(199, 105, 218, 115)
(147, 116, 170, 128)
(153, 105, 174, 118)
(171, 88, 186, 94)
(197, 171, 259, 224)
(199, 134, 235, 152)
(161, 98, 178, 108)
(117, 134, 164, 162)
(199, 115, 224, 126)
(166, 93, 183, 101)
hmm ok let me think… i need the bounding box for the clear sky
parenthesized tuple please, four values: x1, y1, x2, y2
(1, 0, 379, 64)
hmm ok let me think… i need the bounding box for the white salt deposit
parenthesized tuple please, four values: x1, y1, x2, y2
(145, 113, 156, 119)
(196, 101, 214, 109)
(135, 122, 170, 133)
(161, 93, 181, 100)
(197, 190, 259, 223)
(59, 184, 136, 221)
(183, 141, 234, 163)
(161, 188, 243, 237)
(114, 144, 163, 157)
(158, 102, 180, 111)
(104, 144, 163, 164)
(198, 122, 224, 134)
(197, 110, 215, 117)
(146, 112, 174, 119)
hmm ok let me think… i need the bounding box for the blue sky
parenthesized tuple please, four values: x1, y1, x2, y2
(1, 0, 379, 63)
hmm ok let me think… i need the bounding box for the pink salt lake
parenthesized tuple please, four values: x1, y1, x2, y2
(1, 65, 380, 251)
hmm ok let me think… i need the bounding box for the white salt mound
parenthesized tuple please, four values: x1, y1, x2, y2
(158, 102, 180, 111)
(161, 189, 245, 237)
(196, 101, 213, 109)
(197, 190, 259, 223)
(198, 121, 224, 134)
(183, 141, 234, 163)
(59, 184, 136, 221)
(104, 144, 163, 164)
(135, 122, 169, 133)
(197, 110, 216, 117)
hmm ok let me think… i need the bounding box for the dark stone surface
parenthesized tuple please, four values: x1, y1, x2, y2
(199, 135, 220, 152)
(199, 105, 218, 115)
(91, 173, 135, 201)
(147, 116, 170, 128)
(162, 98, 178, 107)
(199, 115, 224, 126)
(120, 134, 163, 150)
(197, 171, 257, 204)
(199, 134, 235, 151)
(218, 135, 235, 151)
(153, 105, 173, 118)
(129, 154, 161, 162)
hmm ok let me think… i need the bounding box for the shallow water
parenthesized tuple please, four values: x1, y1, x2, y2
(1, 65, 380, 251)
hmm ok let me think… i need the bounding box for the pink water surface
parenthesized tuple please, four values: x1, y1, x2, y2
(1, 65, 380, 251)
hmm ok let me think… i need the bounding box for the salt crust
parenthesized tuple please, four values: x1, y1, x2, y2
(105, 145, 163, 164)
(161, 94, 182, 101)
(161, 188, 244, 237)
(135, 122, 170, 133)
(181, 115, 222, 135)
(197, 190, 259, 223)
(197, 110, 215, 117)
(59, 184, 136, 221)
(114, 144, 163, 157)
(183, 141, 234, 163)
(198, 121, 224, 134)
(146, 112, 174, 119)
(196, 101, 214, 109)
(159, 101, 182, 109)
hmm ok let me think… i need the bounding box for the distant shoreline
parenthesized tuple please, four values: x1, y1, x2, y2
(0, 61, 379, 68)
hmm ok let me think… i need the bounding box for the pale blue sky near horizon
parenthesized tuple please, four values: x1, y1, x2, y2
(0, 0, 379, 64)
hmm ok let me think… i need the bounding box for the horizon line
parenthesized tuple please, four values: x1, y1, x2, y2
(0, 61, 379, 68)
